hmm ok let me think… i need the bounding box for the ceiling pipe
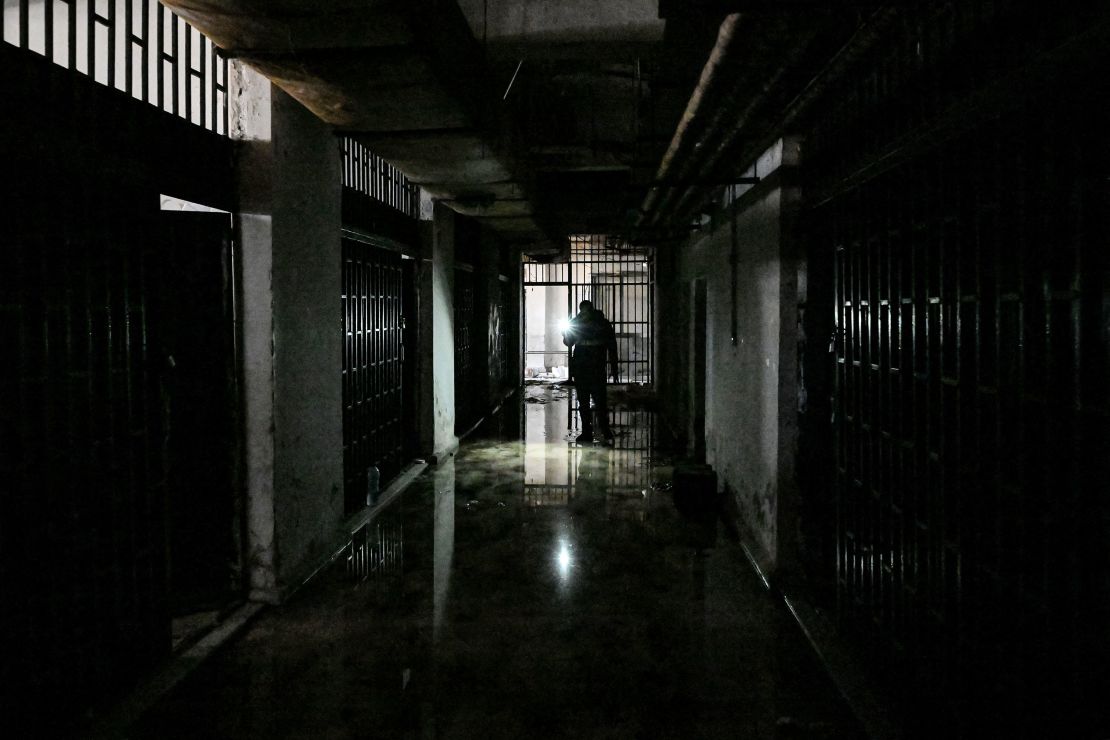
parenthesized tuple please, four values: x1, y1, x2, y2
(644, 65, 756, 224)
(661, 8, 900, 227)
(661, 23, 821, 222)
(634, 13, 742, 228)
(728, 7, 902, 181)
(638, 7, 901, 236)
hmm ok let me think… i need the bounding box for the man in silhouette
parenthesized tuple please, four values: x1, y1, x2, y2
(562, 299, 619, 444)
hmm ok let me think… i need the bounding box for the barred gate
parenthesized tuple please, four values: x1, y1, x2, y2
(340, 138, 418, 512)
(570, 236, 653, 384)
(342, 239, 406, 513)
(2, 12, 235, 729)
(522, 238, 654, 385)
(2, 0, 229, 134)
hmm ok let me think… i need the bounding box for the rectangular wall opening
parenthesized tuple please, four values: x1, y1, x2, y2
(522, 236, 654, 385)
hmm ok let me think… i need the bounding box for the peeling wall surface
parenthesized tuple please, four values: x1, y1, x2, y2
(659, 141, 799, 574)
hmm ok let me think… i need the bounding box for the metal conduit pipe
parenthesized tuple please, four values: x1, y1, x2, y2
(643, 14, 808, 228)
(728, 7, 903, 181)
(635, 12, 742, 228)
(644, 59, 765, 227)
(662, 23, 822, 223)
(664, 8, 902, 226)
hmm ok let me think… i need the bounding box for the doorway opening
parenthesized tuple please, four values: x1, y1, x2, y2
(156, 207, 241, 652)
(521, 237, 654, 385)
(524, 283, 571, 382)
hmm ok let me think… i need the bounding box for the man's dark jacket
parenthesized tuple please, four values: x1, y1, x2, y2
(563, 309, 619, 384)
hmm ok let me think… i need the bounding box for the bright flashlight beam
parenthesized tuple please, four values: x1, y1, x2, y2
(558, 317, 572, 332)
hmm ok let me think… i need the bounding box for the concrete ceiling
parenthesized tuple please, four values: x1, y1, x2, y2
(162, 1, 865, 250)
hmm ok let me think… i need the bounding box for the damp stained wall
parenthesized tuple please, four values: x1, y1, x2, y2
(660, 139, 801, 574)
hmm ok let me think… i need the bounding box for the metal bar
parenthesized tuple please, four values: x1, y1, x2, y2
(171, 12, 178, 116)
(68, 0, 77, 71)
(209, 34, 216, 131)
(107, 0, 115, 89)
(19, 0, 29, 49)
(156, 1, 163, 111)
(184, 21, 191, 122)
(87, 0, 95, 78)
(124, 0, 132, 96)
(198, 30, 206, 129)
(221, 51, 228, 135)
(141, 0, 151, 103)
(44, 0, 54, 62)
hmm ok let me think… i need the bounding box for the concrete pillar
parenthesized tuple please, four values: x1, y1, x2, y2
(231, 62, 343, 601)
(232, 63, 278, 602)
(418, 201, 458, 461)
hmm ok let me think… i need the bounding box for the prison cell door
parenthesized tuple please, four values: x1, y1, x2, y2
(342, 239, 408, 513)
(156, 211, 240, 615)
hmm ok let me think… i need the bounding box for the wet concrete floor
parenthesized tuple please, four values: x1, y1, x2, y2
(131, 386, 863, 739)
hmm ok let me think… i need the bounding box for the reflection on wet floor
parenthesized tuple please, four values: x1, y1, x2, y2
(131, 386, 863, 739)
(345, 517, 405, 582)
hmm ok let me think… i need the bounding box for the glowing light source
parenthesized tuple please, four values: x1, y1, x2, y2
(558, 317, 572, 332)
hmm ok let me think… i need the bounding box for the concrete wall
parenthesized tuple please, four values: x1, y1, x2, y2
(418, 202, 459, 461)
(232, 70, 513, 603)
(269, 86, 344, 591)
(233, 64, 344, 600)
(658, 138, 801, 575)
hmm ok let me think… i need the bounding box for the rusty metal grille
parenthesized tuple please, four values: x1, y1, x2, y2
(342, 238, 406, 513)
(570, 236, 654, 384)
(804, 8, 1110, 733)
(341, 137, 419, 219)
(1, 0, 228, 134)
